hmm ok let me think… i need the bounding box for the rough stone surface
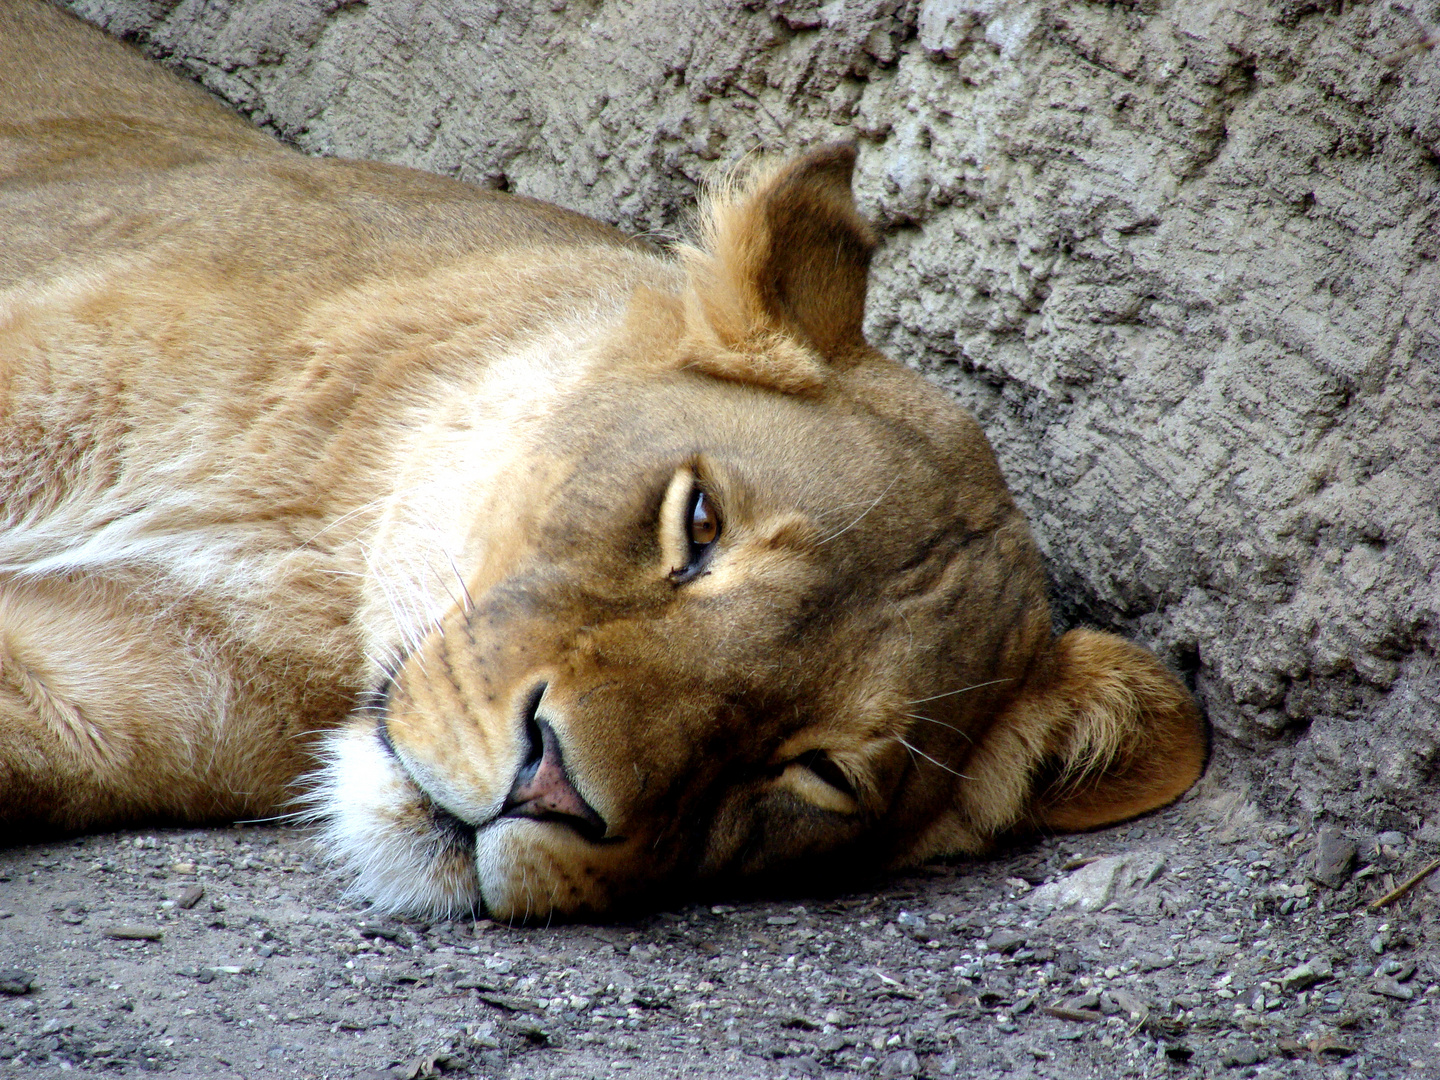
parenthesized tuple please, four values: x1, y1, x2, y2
(54, 2, 1439, 827)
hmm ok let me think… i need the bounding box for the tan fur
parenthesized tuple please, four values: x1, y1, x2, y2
(0, 0, 1206, 920)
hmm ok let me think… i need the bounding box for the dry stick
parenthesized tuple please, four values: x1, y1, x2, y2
(1382, 36, 1437, 65)
(1042, 1006, 1103, 1023)
(1383, 7, 1440, 66)
(1367, 856, 1440, 911)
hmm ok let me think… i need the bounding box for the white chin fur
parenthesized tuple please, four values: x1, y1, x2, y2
(306, 723, 482, 918)
(474, 823, 561, 923)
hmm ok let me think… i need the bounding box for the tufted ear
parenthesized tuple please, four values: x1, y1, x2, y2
(955, 629, 1207, 842)
(678, 143, 876, 394)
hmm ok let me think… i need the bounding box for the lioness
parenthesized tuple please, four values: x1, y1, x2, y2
(0, 0, 1205, 920)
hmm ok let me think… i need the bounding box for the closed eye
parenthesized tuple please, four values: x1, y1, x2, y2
(777, 749, 859, 814)
(792, 749, 857, 800)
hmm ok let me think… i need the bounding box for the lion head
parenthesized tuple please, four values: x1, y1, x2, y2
(312, 146, 1205, 921)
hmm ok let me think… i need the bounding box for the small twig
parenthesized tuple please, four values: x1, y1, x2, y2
(1061, 855, 1103, 872)
(1367, 856, 1440, 910)
(1043, 1005, 1103, 1023)
(871, 969, 920, 999)
(1383, 7, 1439, 67)
(1381, 35, 1437, 65)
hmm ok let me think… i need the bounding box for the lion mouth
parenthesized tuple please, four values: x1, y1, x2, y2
(371, 679, 609, 846)
(320, 671, 646, 919)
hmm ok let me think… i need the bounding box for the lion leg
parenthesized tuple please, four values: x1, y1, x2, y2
(0, 577, 311, 833)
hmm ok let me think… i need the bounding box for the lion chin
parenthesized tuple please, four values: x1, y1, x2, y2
(0, 0, 1207, 922)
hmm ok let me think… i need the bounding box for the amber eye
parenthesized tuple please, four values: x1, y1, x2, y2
(689, 490, 720, 548)
(669, 486, 721, 584)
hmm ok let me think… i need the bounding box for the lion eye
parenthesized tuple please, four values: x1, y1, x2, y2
(777, 749, 860, 814)
(669, 485, 721, 584)
(792, 749, 857, 801)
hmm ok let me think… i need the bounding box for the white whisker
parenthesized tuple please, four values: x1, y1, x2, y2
(904, 712, 973, 743)
(446, 551, 474, 613)
(299, 495, 388, 545)
(818, 474, 900, 544)
(904, 677, 1013, 706)
(894, 735, 973, 780)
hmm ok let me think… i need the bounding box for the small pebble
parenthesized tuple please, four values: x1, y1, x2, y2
(177, 885, 206, 910)
(986, 929, 1027, 954)
(1280, 956, 1332, 991)
(1221, 1042, 1265, 1067)
(1371, 977, 1416, 1001)
(879, 1048, 920, 1077)
(1310, 829, 1358, 888)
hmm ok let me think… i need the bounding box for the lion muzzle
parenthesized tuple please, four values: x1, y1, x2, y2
(500, 706, 608, 843)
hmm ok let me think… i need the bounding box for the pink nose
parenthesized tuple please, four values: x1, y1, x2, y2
(501, 715, 607, 841)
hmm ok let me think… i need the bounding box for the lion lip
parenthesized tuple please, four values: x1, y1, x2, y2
(426, 798, 478, 851)
(373, 713, 398, 759)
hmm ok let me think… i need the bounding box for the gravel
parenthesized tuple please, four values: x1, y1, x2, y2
(2, 785, 1438, 1078)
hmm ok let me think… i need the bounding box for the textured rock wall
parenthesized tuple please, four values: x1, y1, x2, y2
(63, 0, 1440, 832)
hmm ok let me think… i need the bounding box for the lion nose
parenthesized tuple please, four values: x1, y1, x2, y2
(501, 712, 607, 842)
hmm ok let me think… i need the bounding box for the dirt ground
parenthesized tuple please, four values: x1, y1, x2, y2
(3, 773, 1438, 1079)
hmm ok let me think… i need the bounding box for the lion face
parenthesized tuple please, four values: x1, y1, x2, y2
(321, 366, 1043, 918)
(314, 147, 1205, 920)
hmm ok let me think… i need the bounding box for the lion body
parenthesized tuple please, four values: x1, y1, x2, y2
(0, 0, 1205, 919)
(1, 0, 662, 826)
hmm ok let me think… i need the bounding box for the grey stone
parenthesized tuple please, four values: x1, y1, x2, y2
(895, 912, 934, 942)
(1106, 990, 1148, 1018)
(1279, 956, 1334, 992)
(1222, 1042, 1265, 1068)
(177, 885, 205, 910)
(1370, 977, 1416, 1001)
(879, 1049, 921, 1077)
(1024, 853, 1166, 913)
(985, 930, 1026, 954)
(0, 970, 35, 996)
(1311, 830, 1359, 889)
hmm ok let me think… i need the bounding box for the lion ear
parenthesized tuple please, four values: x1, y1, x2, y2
(956, 629, 1207, 841)
(677, 143, 876, 394)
